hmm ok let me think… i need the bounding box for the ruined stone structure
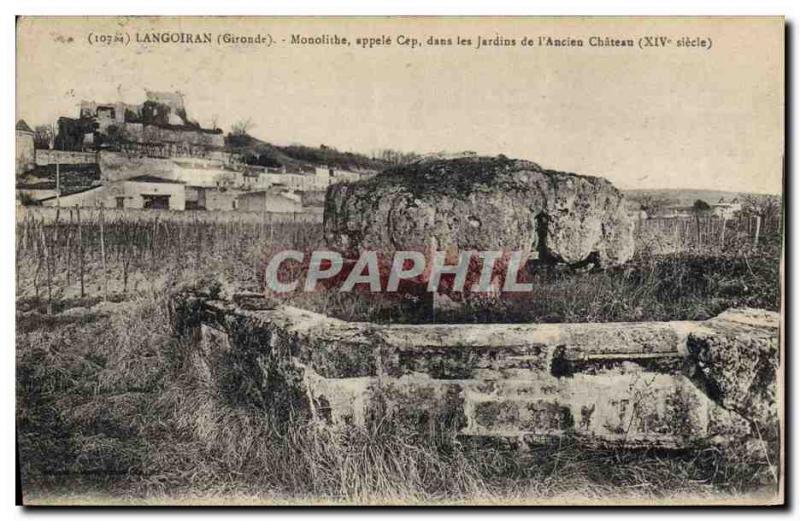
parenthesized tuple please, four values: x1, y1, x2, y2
(57, 91, 224, 156)
(174, 291, 779, 451)
(325, 156, 635, 268)
(22, 91, 371, 211)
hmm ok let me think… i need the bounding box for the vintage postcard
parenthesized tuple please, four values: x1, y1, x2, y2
(15, 16, 784, 506)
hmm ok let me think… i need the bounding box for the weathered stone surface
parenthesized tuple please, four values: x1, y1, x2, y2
(686, 308, 780, 437)
(324, 156, 635, 267)
(174, 293, 780, 451)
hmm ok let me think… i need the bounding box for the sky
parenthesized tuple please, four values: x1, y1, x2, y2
(16, 16, 784, 194)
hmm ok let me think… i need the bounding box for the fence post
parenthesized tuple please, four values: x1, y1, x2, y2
(753, 215, 762, 248)
(39, 222, 52, 314)
(720, 216, 726, 246)
(195, 213, 201, 267)
(151, 214, 159, 269)
(100, 206, 107, 301)
(695, 214, 701, 246)
(77, 207, 84, 298)
(66, 209, 73, 287)
(673, 220, 678, 247)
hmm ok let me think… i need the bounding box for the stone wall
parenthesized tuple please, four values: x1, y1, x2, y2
(16, 131, 35, 174)
(174, 293, 780, 451)
(35, 149, 97, 166)
(98, 151, 242, 187)
(98, 151, 177, 182)
(127, 123, 224, 148)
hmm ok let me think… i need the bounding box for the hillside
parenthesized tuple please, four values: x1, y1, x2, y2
(623, 188, 763, 208)
(225, 133, 390, 172)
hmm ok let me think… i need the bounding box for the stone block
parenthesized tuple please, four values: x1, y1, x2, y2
(173, 293, 780, 451)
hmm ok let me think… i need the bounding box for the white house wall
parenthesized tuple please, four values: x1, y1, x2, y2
(120, 181, 186, 210)
(16, 131, 35, 174)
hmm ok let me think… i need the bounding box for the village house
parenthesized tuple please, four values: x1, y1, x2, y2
(647, 207, 686, 219)
(236, 189, 304, 213)
(16, 120, 35, 174)
(185, 186, 240, 211)
(315, 166, 373, 184)
(242, 165, 373, 193)
(711, 197, 742, 219)
(41, 175, 186, 210)
(115, 175, 187, 210)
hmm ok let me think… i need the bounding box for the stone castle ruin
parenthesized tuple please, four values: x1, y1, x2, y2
(19, 90, 374, 212)
(56, 90, 225, 157)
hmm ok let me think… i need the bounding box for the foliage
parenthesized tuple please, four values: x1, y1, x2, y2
(279, 144, 388, 171)
(33, 124, 55, 150)
(372, 148, 421, 166)
(241, 152, 282, 168)
(634, 194, 671, 213)
(741, 194, 782, 221)
(230, 118, 255, 137)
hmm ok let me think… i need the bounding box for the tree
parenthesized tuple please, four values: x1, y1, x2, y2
(636, 194, 670, 214)
(230, 118, 254, 137)
(96, 124, 132, 149)
(373, 148, 420, 165)
(33, 124, 55, 150)
(692, 199, 711, 212)
(742, 194, 781, 222)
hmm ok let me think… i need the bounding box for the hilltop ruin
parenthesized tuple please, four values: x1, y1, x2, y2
(56, 90, 225, 157)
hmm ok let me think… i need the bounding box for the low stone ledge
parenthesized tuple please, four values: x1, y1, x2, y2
(686, 308, 780, 438)
(174, 293, 780, 450)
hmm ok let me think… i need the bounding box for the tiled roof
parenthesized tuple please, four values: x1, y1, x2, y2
(127, 175, 185, 184)
(16, 120, 33, 133)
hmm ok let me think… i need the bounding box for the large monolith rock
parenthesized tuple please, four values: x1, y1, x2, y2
(324, 156, 634, 267)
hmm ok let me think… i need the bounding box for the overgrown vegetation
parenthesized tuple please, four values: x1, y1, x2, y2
(224, 132, 390, 171)
(272, 215, 783, 324)
(16, 207, 782, 503)
(301, 250, 779, 325)
(16, 207, 781, 323)
(17, 291, 778, 504)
